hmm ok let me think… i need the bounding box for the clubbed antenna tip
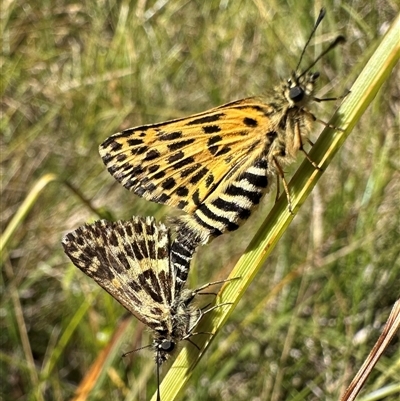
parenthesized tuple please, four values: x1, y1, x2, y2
(299, 34, 346, 76)
(295, 8, 327, 72)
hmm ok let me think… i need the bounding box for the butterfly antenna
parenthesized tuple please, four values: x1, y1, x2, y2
(156, 350, 161, 401)
(295, 8, 326, 73)
(122, 343, 153, 357)
(299, 35, 346, 79)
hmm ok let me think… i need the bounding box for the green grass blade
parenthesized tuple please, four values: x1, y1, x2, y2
(0, 174, 58, 262)
(1, 174, 110, 265)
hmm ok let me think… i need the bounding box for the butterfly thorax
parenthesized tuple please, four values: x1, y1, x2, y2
(153, 292, 200, 364)
(171, 289, 201, 335)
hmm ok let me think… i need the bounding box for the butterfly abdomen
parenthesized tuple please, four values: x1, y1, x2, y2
(170, 235, 195, 296)
(172, 156, 271, 251)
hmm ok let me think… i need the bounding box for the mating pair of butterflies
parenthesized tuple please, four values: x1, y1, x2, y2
(63, 8, 344, 401)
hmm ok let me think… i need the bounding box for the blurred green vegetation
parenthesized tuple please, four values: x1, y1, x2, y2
(1, 1, 399, 401)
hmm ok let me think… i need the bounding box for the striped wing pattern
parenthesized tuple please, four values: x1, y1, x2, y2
(62, 216, 175, 332)
(99, 99, 278, 212)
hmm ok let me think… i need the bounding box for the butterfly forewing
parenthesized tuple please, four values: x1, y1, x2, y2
(100, 98, 281, 237)
(100, 90, 308, 244)
(62, 216, 175, 331)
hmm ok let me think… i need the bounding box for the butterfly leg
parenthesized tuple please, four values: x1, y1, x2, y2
(183, 280, 238, 338)
(185, 337, 202, 350)
(184, 278, 240, 305)
(313, 89, 349, 103)
(185, 302, 233, 338)
(272, 156, 293, 213)
(274, 174, 281, 204)
(306, 137, 315, 146)
(303, 108, 344, 132)
(299, 145, 321, 170)
(294, 119, 321, 170)
(192, 277, 240, 296)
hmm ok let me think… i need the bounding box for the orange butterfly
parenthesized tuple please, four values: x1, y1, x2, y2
(99, 9, 344, 265)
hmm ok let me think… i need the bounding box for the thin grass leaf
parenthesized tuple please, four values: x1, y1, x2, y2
(1, 174, 58, 261)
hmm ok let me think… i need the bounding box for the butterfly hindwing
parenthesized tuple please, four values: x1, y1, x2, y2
(62, 216, 175, 331)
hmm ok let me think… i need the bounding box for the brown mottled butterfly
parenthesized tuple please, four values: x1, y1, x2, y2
(62, 216, 229, 401)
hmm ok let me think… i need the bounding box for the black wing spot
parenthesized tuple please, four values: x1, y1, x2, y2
(215, 146, 230, 156)
(116, 252, 130, 270)
(190, 167, 208, 184)
(109, 231, 119, 246)
(145, 222, 156, 235)
(131, 241, 145, 260)
(167, 151, 185, 164)
(162, 177, 176, 190)
(132, 146, 148, 155)
(208, 135, 222, 147)
(167, 139, 195, 152)
(154, 171, 166, 179)
(155, 193, 170, 203)
(144, 149, 161, 161)
(102, 139, 122, 151)
(180, 163, 201, 178)
(205, 173, 214, 188)
(148, 165, 160, 174)
(128, 138, 145, 146)
(203, 125, 221, 134)
(128, 280, 141, 292)
(174, 156, 195, 170)
(116, 154, 127, 162)
(176, 186, 189, 197)
(159, 131, 183, 141)
(209, 146, 219, 155)
(192, 189, 201, 206)
(177, 200, 188, 209)
(186, 113, 225, 126)
(243, 117, 258, 127)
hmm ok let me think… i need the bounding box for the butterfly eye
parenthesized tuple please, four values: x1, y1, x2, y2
(160, 340, 175, 352)
(289, 86, 304, 102)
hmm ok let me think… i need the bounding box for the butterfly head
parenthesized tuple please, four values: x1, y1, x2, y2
(285, 71, 320, 107)
(154, 337, 176, 364)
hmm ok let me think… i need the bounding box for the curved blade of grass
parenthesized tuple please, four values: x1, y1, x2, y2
(153, 13, 400, 401)
(340, 298, 400, 401)
(0, 173, 58, 262)
(1, 175, 111, 265)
